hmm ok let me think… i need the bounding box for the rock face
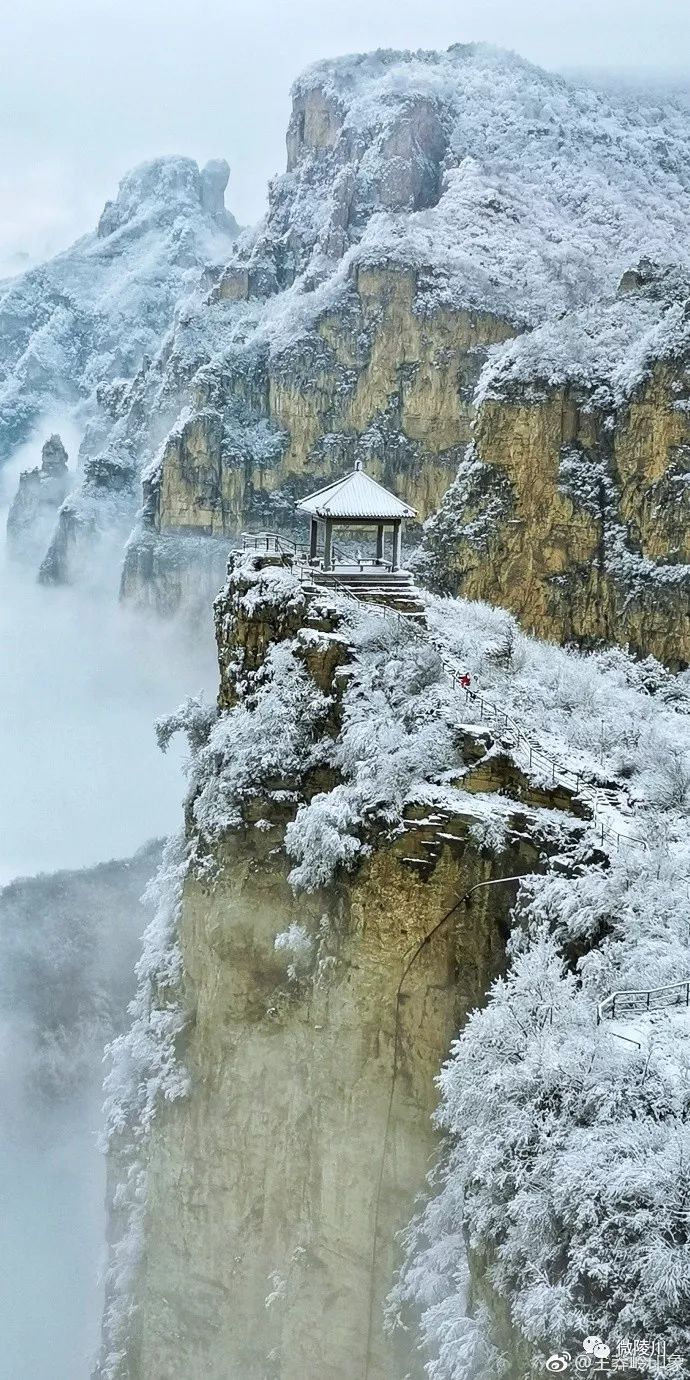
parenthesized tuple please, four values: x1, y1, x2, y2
(107, 47, 690, 640)
(100, 553, 591, 1379)
(421, 264, 690, 666)
(39, 445, 139, 588)
(0, 153, 239, 579)
(6, 433, 71, 562)
(137, 269, 514, 538)
(133, 823, 527, 1380)
(15, 46, 690, 648)
(118, 261, 516, 614)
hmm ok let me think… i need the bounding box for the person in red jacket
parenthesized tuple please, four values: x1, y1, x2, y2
(459, 672, 471, 689)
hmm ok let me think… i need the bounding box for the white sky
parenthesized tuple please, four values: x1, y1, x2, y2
(1, 0, 690, 269)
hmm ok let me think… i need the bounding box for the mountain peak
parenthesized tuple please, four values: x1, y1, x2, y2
(97, 155, 237, 238)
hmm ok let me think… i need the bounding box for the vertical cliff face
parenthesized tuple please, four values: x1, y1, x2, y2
(133, 826, 529, 1380)
(141, 269, 514, 538)
(422, 266, 690, 666)
(99, 553, 596, 1380)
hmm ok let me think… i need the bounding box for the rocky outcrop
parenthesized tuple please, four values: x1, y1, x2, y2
(421, 264, 690, 667)
(6, 433, 71, 562)
(100, 554, 590, 1379)
(97, 156, 238, 240)
(39, 447, 139, 588)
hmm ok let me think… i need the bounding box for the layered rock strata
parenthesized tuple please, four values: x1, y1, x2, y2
(421, 264, 690, 666)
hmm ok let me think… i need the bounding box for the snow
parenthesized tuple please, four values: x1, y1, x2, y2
(274, 923, 314, 981)
(0, 156, 239, 463)
(285, 45, 690, 324)
(157, 561, 690, 1372)
(163, 558, 690, 905)
(393, 919, 690, 1376)
(296, 464, 416, 518)
(476, 264, 690, 408)
(376, 597, 690, 1374)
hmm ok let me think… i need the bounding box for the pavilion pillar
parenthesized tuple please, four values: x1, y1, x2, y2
(323, 518, 334, 571)
(375, 523, 385, 565)
(392, 521, 402, 571)
(309, 518, 318, 563)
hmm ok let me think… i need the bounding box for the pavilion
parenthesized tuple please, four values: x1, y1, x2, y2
(295, 460, 417, 572)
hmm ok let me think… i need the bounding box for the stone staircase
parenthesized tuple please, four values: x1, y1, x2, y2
(307, 566, 426, 619)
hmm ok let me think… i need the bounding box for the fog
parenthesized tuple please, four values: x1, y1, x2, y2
(0, 421, 216, 1380)
(0, 425, 217, 883)
(0, 1104, 108, 1380)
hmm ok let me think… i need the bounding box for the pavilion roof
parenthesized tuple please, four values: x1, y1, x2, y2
(296, 464, 416, 521)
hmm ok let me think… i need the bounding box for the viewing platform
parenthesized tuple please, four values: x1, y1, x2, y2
(242, 460, 425, 619)
(240, 536, 426, 621)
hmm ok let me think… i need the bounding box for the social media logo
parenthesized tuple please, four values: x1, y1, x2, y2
(546, 1354, 571, 1373)
(582, 1337, 610, 1360)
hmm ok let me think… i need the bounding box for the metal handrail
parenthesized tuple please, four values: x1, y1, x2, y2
(241, 531, 307, 557)
(597, 978, 690, 1024)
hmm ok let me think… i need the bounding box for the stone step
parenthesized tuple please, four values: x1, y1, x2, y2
(311, 568, 413, 585)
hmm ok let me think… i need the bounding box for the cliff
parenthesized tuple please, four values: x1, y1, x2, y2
(97, 554, 633, 1380)
(30, 46, 690, 647)
(421, 261, 690, 667)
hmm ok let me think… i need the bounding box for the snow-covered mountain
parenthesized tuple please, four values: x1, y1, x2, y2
(240, 43, 690, 322)
(36, 44, 690, 621)
(0, 156, 239, 463)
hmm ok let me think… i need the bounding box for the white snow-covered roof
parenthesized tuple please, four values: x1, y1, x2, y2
(296, 464, 417, 520)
